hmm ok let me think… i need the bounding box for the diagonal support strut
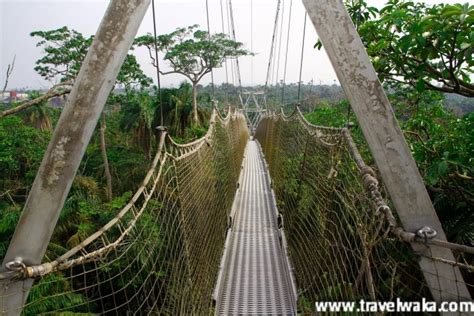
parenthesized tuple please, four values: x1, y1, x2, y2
(302, 0, 471, 304)
(0, 1, 151, 314)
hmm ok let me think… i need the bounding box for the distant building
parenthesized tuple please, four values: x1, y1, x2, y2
(0, 92, 9, 102)
(49, 96, 64, 108)
(0, 91, 28, 103)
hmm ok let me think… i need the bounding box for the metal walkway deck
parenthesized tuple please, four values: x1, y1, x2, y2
(214, 140, 297, 315)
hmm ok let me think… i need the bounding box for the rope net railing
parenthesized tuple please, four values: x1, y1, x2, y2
(0, 108, 249, 315)
(254, 107, 473, 314)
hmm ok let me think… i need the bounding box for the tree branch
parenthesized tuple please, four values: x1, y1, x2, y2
(0, 82, 72, 118)
(2, 55, 16, 94)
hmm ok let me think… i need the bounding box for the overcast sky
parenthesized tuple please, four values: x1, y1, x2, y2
(0, 0, 470, 90)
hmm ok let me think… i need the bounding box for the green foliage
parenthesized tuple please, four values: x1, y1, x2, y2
(118, 89, 157, 157)
(304, 101, 349, 128)
(305, 93, 473, 246)
(136, 25, 250, 123)
(24, 274, 92, 315)
(403, 103, 473, 244)
(0, 205, 21, 260)
(21, 91, 56, 132)
(0, 115, 50, 182)
(116, 54, 153, 90)
(135, 25, 250, 83)
(31, 26, 151, 88)
(316, 1, 474, 97)
(31, 26, 92, 82)
(168, 82, 193, 136)
(0, 115, 53, 260)
(404, 104, 473, 186)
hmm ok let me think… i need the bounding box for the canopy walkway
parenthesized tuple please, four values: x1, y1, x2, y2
(1, 107, 472, 314)
(1, 0, 473, 315)
(214, 140, 296, 315)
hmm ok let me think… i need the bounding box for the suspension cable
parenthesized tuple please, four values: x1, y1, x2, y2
(151, 0, 164, 127)
(205, 0, 215, 98)
(250, 0, 254, 87)
(281, 0, 293, 105)
(220, 0, 229, 85)
(274, 0, 285, 86)
(228, 0, 243, 101)
(265, 0, 281, 88)
(226, 0, 236, 87)
(297, 12, 307, 105)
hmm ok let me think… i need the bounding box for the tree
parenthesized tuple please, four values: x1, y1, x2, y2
(21, 92, 54, 132)
(99, 112, 113, 201)
(318, 1, 474, 97)
(169, 82, 193, 136)
(0, 82, 71, 119)
(31, 27, 92, 83)
(30, 26, 153, 201)
(2, 55, 15, 94)
(116, 54, 153, 91)
(31, 26, 152, 88)
(135, 25, 250, 124)
(119, 90, 156, 159)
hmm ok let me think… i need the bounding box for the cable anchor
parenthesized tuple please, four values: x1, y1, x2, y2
(5, 257, 27, 278)
(416, 226, 437, 244)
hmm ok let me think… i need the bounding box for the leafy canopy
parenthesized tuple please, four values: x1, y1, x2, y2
(318, 1, 474, 97)
(31, 27, 92, 82)
(31, 26, 152, 89)
(135, 25, 250, 84)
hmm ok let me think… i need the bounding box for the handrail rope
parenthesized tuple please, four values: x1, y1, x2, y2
(266, 109, 474, 263)
(342, 129, 474, 257)
(1, 107, 248, 280)
(1, 132, 168, 280)
(164, 106, 234, 149)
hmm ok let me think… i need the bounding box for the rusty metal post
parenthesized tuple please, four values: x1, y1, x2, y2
(302, 0, 471, 303)
(0, 0, 151, 314)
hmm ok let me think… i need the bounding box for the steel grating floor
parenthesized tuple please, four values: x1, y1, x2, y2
(215, 140, 296, 315)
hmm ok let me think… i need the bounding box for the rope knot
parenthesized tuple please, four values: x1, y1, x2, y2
(360, 166, 378, 191)
(360, 166, 376, 178)
(375, 205, 390, 217)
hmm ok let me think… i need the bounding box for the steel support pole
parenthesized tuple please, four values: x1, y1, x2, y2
(302, 0, 470, 303)
(0, 0, 151, 314)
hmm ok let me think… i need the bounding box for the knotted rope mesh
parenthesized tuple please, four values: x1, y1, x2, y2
(2, 104, 473, 315)
(254, 108, 473, 314)
(1, 109, 248, 315)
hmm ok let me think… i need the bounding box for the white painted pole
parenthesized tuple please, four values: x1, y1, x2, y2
(0, 0, 151, 314)
(302, 0, 471, 303)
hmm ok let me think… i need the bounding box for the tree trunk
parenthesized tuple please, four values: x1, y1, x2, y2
(100, 112, 113, 201)
(192, 82, 199, 125)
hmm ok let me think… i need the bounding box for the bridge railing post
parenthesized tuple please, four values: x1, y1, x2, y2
(302, 0, 471, 303)
(0, 0, 151, 314)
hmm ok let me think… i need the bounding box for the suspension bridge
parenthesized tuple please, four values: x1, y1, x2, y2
(1, 0, 473, 315)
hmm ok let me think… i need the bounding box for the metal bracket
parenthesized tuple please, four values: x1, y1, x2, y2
(416, 226, 438, 244)
(1, 257, 26, 280)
